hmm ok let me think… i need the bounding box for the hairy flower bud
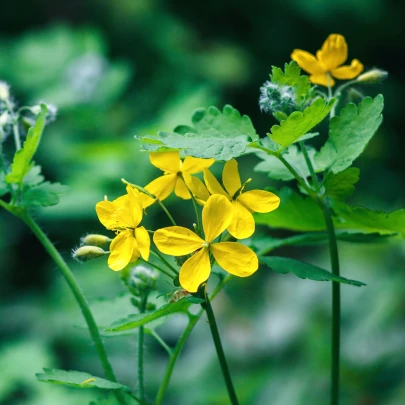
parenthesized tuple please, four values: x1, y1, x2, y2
(73, 246, 108, 262)
(0, 81, 10, 101)
(0, 111, 9, 127)
(81, 234, 112, 247)
(259, 81, 296, 118)
(356, 69, 388, 84)
(121, 264, 158, 298)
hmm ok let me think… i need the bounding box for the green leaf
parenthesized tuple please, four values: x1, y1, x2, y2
(255, 187, 325, 232)
(315, 95, 384, 173)
(247, 231, 393, 254)
(5, 104, 48, 184)
(334, 203, 405, 237)
(269, 98, 335, 148)
(135, 105, 259, 160)
(22, 181, 68, 207)
(105, 296, 204, 332)
(323, 167, 360, 200)
(261, 256, 365, 286)
(23, 165, 45, 186)
(36, 369, 132, 391)
(270, 61, 312, 104)
(254, 144, 317, 181)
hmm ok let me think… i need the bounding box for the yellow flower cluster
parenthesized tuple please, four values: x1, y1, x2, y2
(96, 152, 280, 292)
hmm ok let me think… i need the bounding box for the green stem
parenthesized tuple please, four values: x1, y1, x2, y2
(149, 329, 173, 356)
(317, 199, 340, 405)
(151, 249, 179, 275)
(203, 293, 239, 405)
(5, 99, 21, 151)
(139, 257, 174, 279)
(299, 141, 319, 190)
(154, 276, 231, 405)
(19, 212, 127, 405)
(138, 293, 149, 402)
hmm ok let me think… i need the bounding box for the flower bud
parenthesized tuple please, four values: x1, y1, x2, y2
(121, 264, 158, 297)
(0, 81, 10, 101)
(259, 81, 296, 118)
(73, 245, 108, 262)
(356, 69, 388, 84)
(0, 111, 9, 127)
(81, 234, 112, 247)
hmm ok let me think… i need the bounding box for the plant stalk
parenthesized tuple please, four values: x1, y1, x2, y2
(138, 293, 149, 402)
(318, 199, 341, 405)
(20, 212, 127, 405)
(202, 293, 239, 405)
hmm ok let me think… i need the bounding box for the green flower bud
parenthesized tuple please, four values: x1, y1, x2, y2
(122, 264, 158, 297)
(73, 246, 108, 262)
(356, 69, 388, 84)
(0, 81, 10, 101)
(259, 81, 296, 118)
(81, 234, 112, 247)
(0, 111, 9, 127)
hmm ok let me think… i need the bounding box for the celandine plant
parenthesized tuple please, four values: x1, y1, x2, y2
(0, 33, 397, 405)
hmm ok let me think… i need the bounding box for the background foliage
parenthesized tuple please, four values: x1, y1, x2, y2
(0, 0, 404, 404)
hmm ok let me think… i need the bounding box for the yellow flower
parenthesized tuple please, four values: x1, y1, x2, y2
(96, 185, 150, 271)
(291, 34, 364, 87)
(141, 151, 214, 208)
(192, 159, 280, 239)
(153, 194, 258, 292)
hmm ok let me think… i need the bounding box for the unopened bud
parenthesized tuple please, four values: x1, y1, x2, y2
(73, 245, 108, 262)
(0, 111, 9, 127)
(81, 234, 112, 247)
(121, 264, 158, 297)
(0, 81, 10, 101)
(259, 81, 297, 118)
(356, 69, 388, 84)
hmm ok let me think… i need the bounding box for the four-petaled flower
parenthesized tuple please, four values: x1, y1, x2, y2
(96, 185, 150, 271)
(291, 33, 364, 87)
(191, 159, 280, 239)
(142, 151, 214, 207)
(153, 194, 258, 292)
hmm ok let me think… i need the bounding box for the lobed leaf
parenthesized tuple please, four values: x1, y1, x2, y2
(36, 369, 131, 391)
(261, 256, 365, 286)
(105, 296, 204, 332)
(22, 181, 68, 207)
(315, 95, 384, 173)
(135, 105, 259, 160)
(269, 98, 335, 148)
(323, 167, 360, 200)
(5, 104, 48, 184)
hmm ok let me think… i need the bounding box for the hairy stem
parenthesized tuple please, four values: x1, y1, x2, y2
(19, 212, 127, 405)
(299, 141, 319, 190)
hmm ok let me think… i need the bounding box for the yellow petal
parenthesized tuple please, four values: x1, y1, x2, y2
(210, 242, 258, 277)
(291, 49, 325, 75)
(135, 226, 150, 261)
(187, 175, 210, 203)
(140, 193, 156, 209)
(112, 194, 136, 228)
(331, 59, 364, 80)
(153, 226, 204, 256)
(203, 168, 228, 197)
(96, 200, 119, 229)
(179, 248, 211, 293)
(202, 195, 233, 242)
(316, 34, 348, 71)
(227, 200, 255, 239)
(181, 156, 215, 174)
(238, 189, 280, 213)
(222, 159, 242, 196)
(174, 177, 191, 199)
(144, 174, 177, 203)
(126, 185, 143, 228)
(108, 230, 135, 271)
(309, 74, 335, 87)
(150, 151, 181, 174)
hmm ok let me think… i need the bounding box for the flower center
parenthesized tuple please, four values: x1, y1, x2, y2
(202, 241, 210, 248)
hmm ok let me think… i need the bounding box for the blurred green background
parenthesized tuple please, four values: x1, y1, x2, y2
(0, 0, 404, 404)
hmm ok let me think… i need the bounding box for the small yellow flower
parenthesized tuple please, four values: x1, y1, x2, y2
(191, 159, 280, 239)
(96, 185, 150, 271)
(141, 151, 214, 207)
(291, 34, 364, 87)
(153, 194, 258, 292)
